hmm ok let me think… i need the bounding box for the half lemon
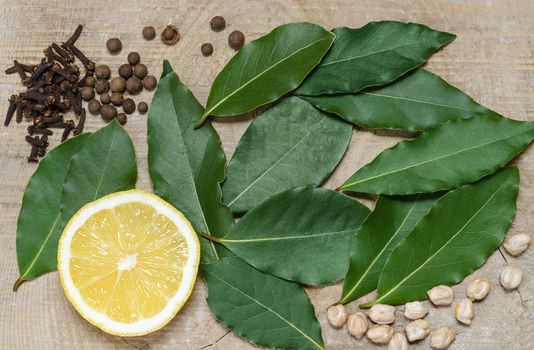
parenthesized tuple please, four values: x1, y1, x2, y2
(58, 189, 200, 336)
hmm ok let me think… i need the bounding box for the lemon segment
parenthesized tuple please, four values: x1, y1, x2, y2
(58, 190, 200, 336)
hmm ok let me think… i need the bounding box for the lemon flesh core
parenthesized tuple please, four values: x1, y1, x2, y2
(69, 202, 189, 324)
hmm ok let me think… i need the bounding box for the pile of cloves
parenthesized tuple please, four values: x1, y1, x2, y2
(4, 25, 93, 162)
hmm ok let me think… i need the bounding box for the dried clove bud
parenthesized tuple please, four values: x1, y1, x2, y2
(368, 304, 395, 325)
(503, 233, 530, 256)
(388, 333, 408, 350)
(347, 312, 367, 339)
(466, 278, 490, 301)
(73, 108, 86, 135)
(326, 304, 347, 328)
(65, 25, 83, 47)
(405, 319, 430, 342)
(500, 265, 523, 290)
(404, 301, 428, 320)
(455, 298, 474, 325)
(430, 326, 456, 349)
(61, 120, 75, 142)
(367, 325, 394, 345)
(427, 285, 454, 306)
(4, 95, 17, 126)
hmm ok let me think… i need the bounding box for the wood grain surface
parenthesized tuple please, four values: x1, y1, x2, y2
(1, 0, 533, 349)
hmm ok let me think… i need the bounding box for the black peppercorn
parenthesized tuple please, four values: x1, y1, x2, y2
(126, 77, 143, 95)
(95, 65, 111, 79)
(110, 93, 124, 107)
(117, 112, 127, 125)
(133, 64, 148, 79)
(122, 98, 136, 114)
(80, 86, 95, 101)
(100, 104, 117, 121)
(201, 43, 214, 56)
(210, 16, 226, 32)
(88, 100, 101, 115)
(118, 64, 133, 79)
(138, 101, 148, 115)
(100, 93, 111, 104)
(106, 38, 122, 55)
(228, 30, 245, 50)
(110, 77, 126, 93)
(161, 25, 180, 45)
(85, 76, 96, 87)
(142, 26, 156, 41)
(143, 75, 157, 91)
(127, 52, 141, 66)
(95, 79, 110, 94)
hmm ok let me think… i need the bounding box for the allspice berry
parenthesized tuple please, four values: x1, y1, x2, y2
(87, 100, 101, 115)
(210, 16, 226, 32)
(122, 98, 136, 114)
(201, 43, 213, 56)
(80, 86, 95, 101)
(126, 76, 143, 95)
(127, 52, 141, 66)
(143, 75, 157, 91)
(142, 26, 156, 40)
(100, 93, 111, 104)
(117, 112, 127, 125)
(106, 38, 122, 55)
(118, 64, 133, 79)
(95, 65, 111, 79)
(110, 92, 124, 107)
(133, 64, 148, 79)
(228, 30, 245, 50)
(95, 79, 110, 94)
(137, 102, 148, 115)
(100, 104, 117, 121)
(85, 76, 96, 87)
(161, 25, 180, 45)
(110, 77, 126, 93)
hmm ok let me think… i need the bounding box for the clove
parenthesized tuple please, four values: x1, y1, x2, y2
(4, 95, 17, 126)
(68, 44, 95, 71)
(61, 120, 75, 142)
(73, 108, 86, 135)
(64, 24, 83, 48)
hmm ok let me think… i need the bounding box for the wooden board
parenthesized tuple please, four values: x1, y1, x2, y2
(1, 0, 533, 349)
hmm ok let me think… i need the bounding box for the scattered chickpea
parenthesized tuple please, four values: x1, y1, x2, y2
(367, 325, 394, 345)
(405, 319, 430, 342)
(431, 326, 456, 349)
(368, 304, 395, 325)
(455, 298, 474, 325)
(500, 266, 523, 290)
(427, 285, 454, 306)
(404, 301, 428, 320)
(326, 304, 347, 328)
(388, 333, 408, 350)
(346, 312, 367, 339)
(503, 233, 530, 256)
(466, 278, 490, 301)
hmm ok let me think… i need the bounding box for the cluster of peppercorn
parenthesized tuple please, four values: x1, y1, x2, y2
(81, 51, 156, 125)
(4, 25, 94, 162)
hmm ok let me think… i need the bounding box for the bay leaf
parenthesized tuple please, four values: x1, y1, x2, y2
(296, 21, 455, 96)
(202, 256, 325, 350)
(14, 134, 90, 291)
(195, 23, 335, 127)
(303, 69, 499, 131)
(213, 187, 370, 285)
(361, 167, 519, 307)
(61, 120, 137, 227)
(340, 115, 534, 195)
(340, 194, 438, 304)
(148, 61, 234, 264)
(222, 96, 352, 213)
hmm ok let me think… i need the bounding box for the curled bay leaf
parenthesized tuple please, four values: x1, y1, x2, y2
(202, 256, 325, 350)
(14, 134, 89, 291)
(297, 21, 455, 96)
(303, 69, 499, 131)
(61, 120, 137, 228)
(212, 187, 370, 285)
(340, 194, 438, 304)
(195, 22, 335, 126)
(222, 96, 352, 213)
(148, 61, 234, 263)
(340, 115, 534, 195)
(361, 167, 519, 307)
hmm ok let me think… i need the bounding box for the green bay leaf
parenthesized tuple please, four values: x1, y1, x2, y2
(14, 134, 90, 291)
(303, 69, 499, 131)
(340, 194, 438, 304)
(195, 22, 335, 126)
(296, 21, 455, 96)
(214, 187, 370, 285)
(148, 61, 234, 264)
(61, 120, 137, 228)
(202, 256, 324, 350)
(223, 96, 352, 213)
(361, 167, 519, 307)
(341, 115, 534, 195)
